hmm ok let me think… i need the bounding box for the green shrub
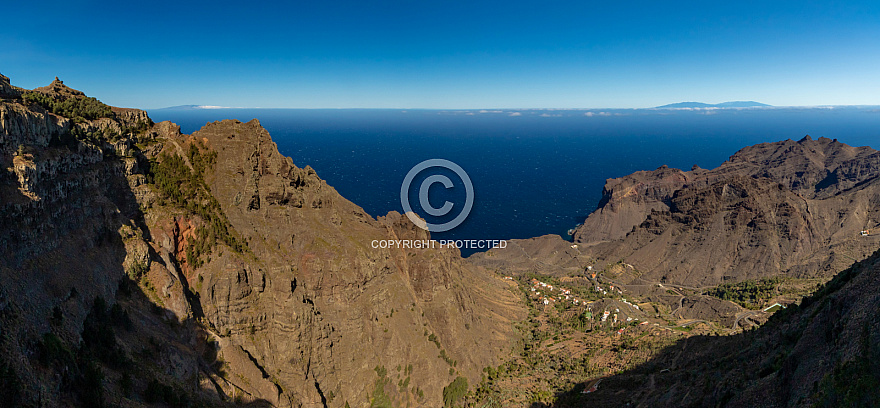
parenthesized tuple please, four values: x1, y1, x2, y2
(439, 349, 456, 367)
(443, 376, 468, 407)
(77, 360, 105, 407)
(706, 277, 783, 309)
(144, 378, 190, 407)
(37, 332, 73, 366)
(81, 297, 129, 368)
(126, 259, 149, 279)
(428, 333, 441, 348)
(374, 365, 387, 378)
(22, 90, 113, 122)
(370, 365, 392, 408)
(0, 360, 22, 406)
(145, 144, 247, 265)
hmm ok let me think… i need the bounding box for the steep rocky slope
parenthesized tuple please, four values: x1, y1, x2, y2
(0, 74, 194, 407)
(573, 136, 880, 287)
(173, 119, 525, 407)
(0, 73, 525, 407)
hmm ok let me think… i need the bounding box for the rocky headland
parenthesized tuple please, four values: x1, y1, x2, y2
(472, 136, 880, 288)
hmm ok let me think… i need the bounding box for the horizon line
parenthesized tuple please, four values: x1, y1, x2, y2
(146, 104, 880, 111)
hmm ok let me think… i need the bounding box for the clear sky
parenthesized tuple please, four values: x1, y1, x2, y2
(2, 1, 879, 109)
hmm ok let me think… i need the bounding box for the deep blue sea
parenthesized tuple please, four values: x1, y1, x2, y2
(149, 107, 880, 256)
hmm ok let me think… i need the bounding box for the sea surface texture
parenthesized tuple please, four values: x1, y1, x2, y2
(150, 107, 880, 256)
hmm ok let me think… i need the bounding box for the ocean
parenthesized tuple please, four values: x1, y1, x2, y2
(149, 107, 880, 256)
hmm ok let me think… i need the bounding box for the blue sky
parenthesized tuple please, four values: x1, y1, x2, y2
(2, 1, 879, 109)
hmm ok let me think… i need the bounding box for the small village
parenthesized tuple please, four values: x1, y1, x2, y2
(491, 256, 818, 402)
(511, 275, 652, 332)
(489, 271, 696, 405)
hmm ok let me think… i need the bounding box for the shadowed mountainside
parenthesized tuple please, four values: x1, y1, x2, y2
(552, 246, 880, 407)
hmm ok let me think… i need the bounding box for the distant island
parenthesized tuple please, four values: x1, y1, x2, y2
(655, 101, 770, 108)
(154, 104, 233, 110)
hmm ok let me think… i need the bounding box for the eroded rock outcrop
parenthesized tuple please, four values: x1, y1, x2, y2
(490, 136, 880, 288)
(0, 72, 22, 98)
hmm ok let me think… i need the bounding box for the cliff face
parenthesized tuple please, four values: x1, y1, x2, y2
(0, 74, 188, 407)
(0, 72, 22, 98)
(572, 165, 698, 243)
(568, 136, 880, 286)
(173, 119, 524, 407)
(0, 73, 525, 407)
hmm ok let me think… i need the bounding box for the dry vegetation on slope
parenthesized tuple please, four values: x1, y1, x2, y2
(565, 247, 880, 407)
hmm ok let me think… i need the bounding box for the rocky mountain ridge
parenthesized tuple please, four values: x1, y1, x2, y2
(0, 73, 525, 407)
(566, 135, 880, 286)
